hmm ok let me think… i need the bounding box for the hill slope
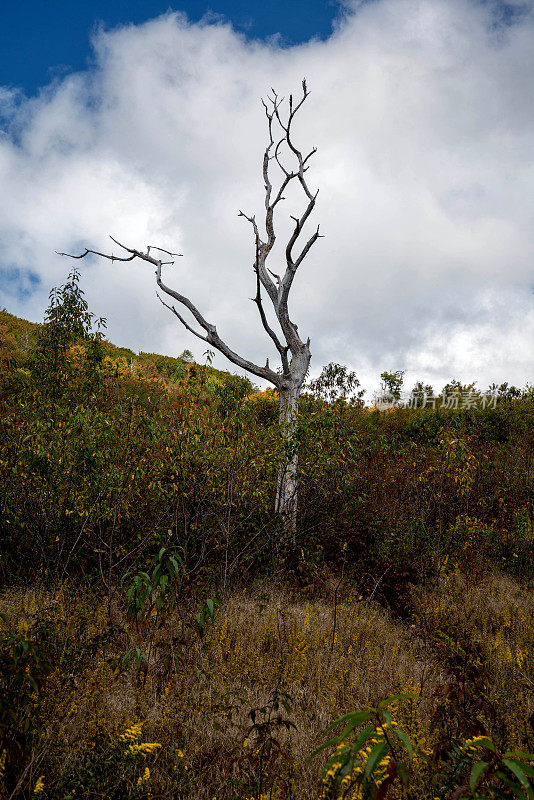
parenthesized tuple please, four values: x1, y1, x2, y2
(0, 308, 253, 395)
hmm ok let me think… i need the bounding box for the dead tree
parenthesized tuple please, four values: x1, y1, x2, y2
(59, 80, 321, 540)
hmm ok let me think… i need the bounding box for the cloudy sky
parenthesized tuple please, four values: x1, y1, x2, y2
(1, 0, 533, 395)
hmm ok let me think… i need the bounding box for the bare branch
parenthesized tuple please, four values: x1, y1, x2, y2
(274, 137, 291, 177)
(156, 292, 209, 344)
(294, 224, 324, 269)
(147, 245, 183, 257)
(251, 79, 322, 357)
(155, 260, 280, 385)
(239, 209, 278, 305)
(60, 236, 280, 386)
(235, 211, 289, 369)
(272, 170, 295, 209)
(253, 265, 290, 374)
(285, 190, 318, 268)
(238, 210, 261, 244)
(302, 146, 317, 168)
(56, 247, 136, 263)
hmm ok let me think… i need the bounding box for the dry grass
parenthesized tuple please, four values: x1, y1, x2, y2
(1, 570, 532, 799)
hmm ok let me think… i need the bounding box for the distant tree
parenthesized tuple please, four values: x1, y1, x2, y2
(0, 320, 16, 371)
(30, 268, 106, 401)
(440, 379, 476, 396)
(380, 370, 404, 401)
(410, 381, 435, 406)
(0, 320, 18, 398)
(308, 362, 365, 406)
(488, 382, 522, 401)
(180, 349, 194, 364)
(59, 81, 322, 543)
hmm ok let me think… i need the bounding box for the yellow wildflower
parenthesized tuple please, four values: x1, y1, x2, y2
(119, 722, 143, 742)
(137, 766, 150, 785)
(462, 735, 491, 752)
(33, 776, 45, 795)
(127, 742, 161, 756)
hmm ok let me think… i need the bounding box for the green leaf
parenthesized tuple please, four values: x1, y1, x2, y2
(324, 711, 371, 735)
(337, 718, 368, 742)
(396, 761, 410, 786)
(515, 763, 534, 780)
(364, 741, 389, 779)
(470, 761, 490, 793)
(470, 737, 496, 754)
(311, 733, 360, 765)
(503, 760, 534, 797)
(349, 726, 377, 759)
(378, 693, 415, 708)
(391, 726, 413, 762)
(506, 751, 534, 763)
(496, 771, 528, 799)
(169, 556, 182, 574)
(309, 737, 345, 761)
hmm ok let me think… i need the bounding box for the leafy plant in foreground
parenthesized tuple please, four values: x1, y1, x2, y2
(312, 695, 414, 799)
(438, 735, 534, 799)
(122, 547, 184, 674)
(313, 697, 534, 800)
(227, 689, 296, 800)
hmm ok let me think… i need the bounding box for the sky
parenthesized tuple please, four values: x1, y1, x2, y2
(0, 0, 533, 395)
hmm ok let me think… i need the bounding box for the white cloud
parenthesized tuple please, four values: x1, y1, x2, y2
(1, 0, 533, 394)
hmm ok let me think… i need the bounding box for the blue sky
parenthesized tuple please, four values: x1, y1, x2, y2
(1, 0, 533, 392)
(1, 1, 345, 95)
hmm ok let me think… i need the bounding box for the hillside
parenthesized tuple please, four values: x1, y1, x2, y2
(0, 280, 533, 799)
(0, 308, 252, 396)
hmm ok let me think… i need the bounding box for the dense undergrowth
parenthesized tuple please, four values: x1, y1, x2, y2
(0, 272, 533, 798)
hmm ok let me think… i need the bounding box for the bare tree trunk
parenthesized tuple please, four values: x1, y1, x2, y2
(275, 383, 301, 540)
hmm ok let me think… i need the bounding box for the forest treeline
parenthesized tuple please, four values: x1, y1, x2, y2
(0, 272, 533, 799)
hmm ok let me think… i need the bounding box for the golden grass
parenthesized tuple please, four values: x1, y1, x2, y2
(1, 570, 532, 799)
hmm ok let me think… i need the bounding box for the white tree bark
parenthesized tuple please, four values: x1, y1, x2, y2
(275, 384, 301, 537)
(59, 80, 320, 541)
